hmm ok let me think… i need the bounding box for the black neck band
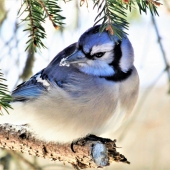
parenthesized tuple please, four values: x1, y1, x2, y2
(100, 69, 132, 82)
(100, 40, 132, 82)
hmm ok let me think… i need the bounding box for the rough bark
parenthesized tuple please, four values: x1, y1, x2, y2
(0, 124, 130, 169)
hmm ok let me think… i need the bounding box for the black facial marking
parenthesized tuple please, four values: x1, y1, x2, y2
(78, 45, 94, 60)
(109, 40, 122, 70)
(101, 69, 132, 82)
(86, 54, 95, 60)
(101, 40, 132, 81)
(78, 45, 105, 60)
(78, 25, 108, 60)
(92, 52, 105, 58)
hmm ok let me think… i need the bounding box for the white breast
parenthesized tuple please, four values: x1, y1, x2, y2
(100, 66, 139, 136)
(102, 102, 126, 134)
(0, 67, 139, 143)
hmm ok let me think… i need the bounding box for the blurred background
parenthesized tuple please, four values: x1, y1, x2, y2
(0, 0, 170, 169)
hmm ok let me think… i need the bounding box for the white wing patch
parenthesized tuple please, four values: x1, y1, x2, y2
(60, 58, 70, 67)
(36, 74, 50, 87)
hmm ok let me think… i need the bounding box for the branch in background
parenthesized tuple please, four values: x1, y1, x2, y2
(0, 71, 12, 115)
(8, 151, 41, 170)
(0, 124, 130, 170)
(20, 44, 35, 81)
(151, 14, 170, 93)
(118, 14, 170, 141)
(0, 152, 11, 170)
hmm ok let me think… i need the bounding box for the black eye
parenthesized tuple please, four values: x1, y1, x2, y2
(93, 52, 105, 58)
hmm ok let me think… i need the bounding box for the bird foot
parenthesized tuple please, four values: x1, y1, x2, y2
(71, 134, 113, 153)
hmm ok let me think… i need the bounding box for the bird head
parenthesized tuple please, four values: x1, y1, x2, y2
(60, 25, 134, 77)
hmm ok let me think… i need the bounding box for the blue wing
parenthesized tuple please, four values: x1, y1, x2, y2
(12, 43, 77, 102)
(12, 70, 48, 101)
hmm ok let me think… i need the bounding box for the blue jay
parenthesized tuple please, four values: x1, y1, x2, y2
(0, 25, 139, 143)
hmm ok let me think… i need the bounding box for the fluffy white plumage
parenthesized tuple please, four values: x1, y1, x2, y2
(0, 25, 139, 143)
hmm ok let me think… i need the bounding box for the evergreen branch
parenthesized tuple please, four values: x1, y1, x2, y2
(93, 0, 161, 39)
(18, 0, 65, 52)
(19, 0, 47, 51)
(38, 0, 65, 29)
(18, 0, 161, 51)
(0, 70, 12, 115)
(93, 0, 129, 39)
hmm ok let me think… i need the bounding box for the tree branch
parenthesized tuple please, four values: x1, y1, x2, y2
(151, 14, 170, 93)
(0, 124, 129, 169)
(37, 0, 59, 29)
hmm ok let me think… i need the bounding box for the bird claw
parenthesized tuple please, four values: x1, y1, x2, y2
(71, 134, 113, 153)
(71, 140, 78, 153)
(84, 134, 113, 144)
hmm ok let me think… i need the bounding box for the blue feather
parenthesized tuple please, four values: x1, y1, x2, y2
(12, 70, 47, 101)
(12, 43, 78, 102)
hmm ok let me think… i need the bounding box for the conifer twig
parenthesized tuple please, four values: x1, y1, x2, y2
(18, 0, 161, 51)
(0, 70, 12, 115)
(37, 0, 59, 29)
